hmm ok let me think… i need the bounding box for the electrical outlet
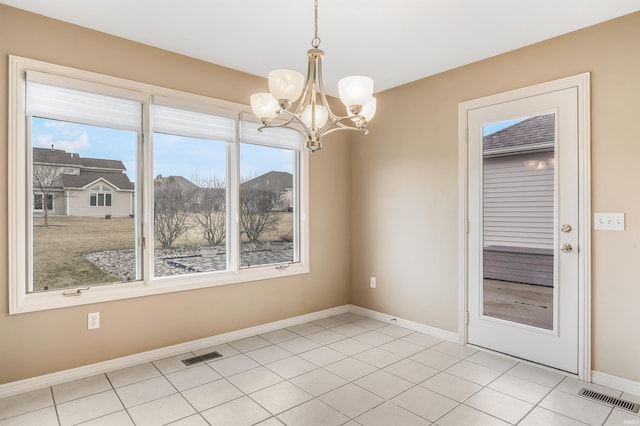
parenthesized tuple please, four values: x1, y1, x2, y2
(370, 276, 376, 289)
(88, 312, 100, 330)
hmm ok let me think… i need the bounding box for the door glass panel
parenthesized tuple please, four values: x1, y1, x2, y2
(482, 113, 555, 330)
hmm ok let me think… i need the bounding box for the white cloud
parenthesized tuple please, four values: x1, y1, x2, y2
(35, 132, 90, 152)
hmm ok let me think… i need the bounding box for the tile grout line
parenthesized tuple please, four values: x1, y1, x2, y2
(49, 387, 62, 426)
(3, 314, 636, 426)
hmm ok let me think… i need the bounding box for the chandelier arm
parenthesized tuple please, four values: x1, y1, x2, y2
(293, 51, 320, 116)
(259, 119, 312, 142)
(270, 114, 298, 128)
(319, 125, 368, 139)
(275, 109, 314, 140)
(314, 54, 340, 119)
(257, 113, 298, 132)
(316, 114, 365, 137)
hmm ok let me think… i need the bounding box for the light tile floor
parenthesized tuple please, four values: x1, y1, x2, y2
(1, 312, 639, 425)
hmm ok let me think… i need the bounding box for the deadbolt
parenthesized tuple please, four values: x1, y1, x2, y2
(561, 243, 573, 253)
(561, 224, 572, 233)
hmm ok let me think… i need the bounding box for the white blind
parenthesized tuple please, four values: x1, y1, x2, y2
(240, 119, 303, 151)
(26, 80, 142, 132)
(152, 104, 235, 142)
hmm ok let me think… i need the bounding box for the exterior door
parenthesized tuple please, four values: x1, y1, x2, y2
(464, 76, 588, 374)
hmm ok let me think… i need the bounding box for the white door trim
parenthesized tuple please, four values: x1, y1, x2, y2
(457, 73, 591, 381)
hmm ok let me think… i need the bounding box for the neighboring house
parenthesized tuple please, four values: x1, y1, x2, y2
(482, 113, 555, 286)
(154, 175, 225, 211)
(241, 171, 294, 211)
(154, 175, 199, 192)
(154, 171, 292, 212)
(33, 147, 135, 218)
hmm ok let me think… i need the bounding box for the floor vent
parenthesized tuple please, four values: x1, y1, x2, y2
(578, 388, 640, 413)
(181, 351, 222, 366)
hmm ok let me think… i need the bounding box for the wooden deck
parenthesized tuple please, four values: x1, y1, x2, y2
(484, 246, 554, 287)
(483, 279, 553, 330)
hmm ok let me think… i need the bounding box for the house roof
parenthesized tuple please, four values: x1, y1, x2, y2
(483, 113, 555, 155)
(155, 175, 200, 192)
(33, 147, 127, 171)
(62, 171, 134, 190)
(242, 171, 293, 192)
(34, 148, 133, 190)
(34, 148, 83, 166)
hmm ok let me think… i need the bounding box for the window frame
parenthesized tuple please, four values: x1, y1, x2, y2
(33, 193, 53, 211)
(8, 55, 309, 314)
(89, 184, 112, 207)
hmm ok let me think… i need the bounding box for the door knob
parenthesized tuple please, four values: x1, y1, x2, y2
(561, 243, 573, 253)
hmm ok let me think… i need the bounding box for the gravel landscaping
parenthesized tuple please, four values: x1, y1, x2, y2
(83, 241, 293, 280)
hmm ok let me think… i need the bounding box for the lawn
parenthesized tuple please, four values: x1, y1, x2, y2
(32, 216, 136, 291)
(32, 213, 293, 292)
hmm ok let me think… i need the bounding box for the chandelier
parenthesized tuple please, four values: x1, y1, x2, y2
(250, 0, 377, 152)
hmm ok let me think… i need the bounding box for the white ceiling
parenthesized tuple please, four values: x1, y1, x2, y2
(2, 0, 639, 95)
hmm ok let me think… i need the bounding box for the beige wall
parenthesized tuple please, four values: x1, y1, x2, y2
(2, 5, 639, 386)
(0, 5, 351, 384)
(351, 12, 640, 383)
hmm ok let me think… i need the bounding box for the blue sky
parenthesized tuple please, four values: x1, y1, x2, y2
(483, 117, 527, 136)
(32, 118, 293, 185)
(33, 116, 526, 176)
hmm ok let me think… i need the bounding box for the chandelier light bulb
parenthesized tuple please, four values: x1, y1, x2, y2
(338, 76, 374, 110)
(250, 93, 279, 123)
(350, 97, 377, 126)
(361, 97, 377, 121)
(302, 105, 328, 128)
(268, 69, 305, 105)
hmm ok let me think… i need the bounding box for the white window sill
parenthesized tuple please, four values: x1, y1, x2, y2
(10, 263, 309, 314)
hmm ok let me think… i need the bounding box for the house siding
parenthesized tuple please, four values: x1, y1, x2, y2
(67, 188, 133, 217)
(483, 151, 555, 250)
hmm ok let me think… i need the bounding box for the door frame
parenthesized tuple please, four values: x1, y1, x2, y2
(457, 73, 591, 381)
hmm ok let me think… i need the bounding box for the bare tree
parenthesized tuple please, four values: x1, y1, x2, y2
(154, 176, 197, 249)
(239, 188, 282, 242)
(191, 175, 226, 246)
(32, 164, 62, 227)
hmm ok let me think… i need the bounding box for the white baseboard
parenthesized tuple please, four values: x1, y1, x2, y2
(351, 305, 640, 396)
(592, 371, 640, 397)
(0, 305, 350, 399)
(0, 304, 459, 400)
(16, 302, 639, 402)
(348, 305, 459, 342)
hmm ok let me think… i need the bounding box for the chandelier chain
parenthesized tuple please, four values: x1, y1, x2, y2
(311, 0, 321, 48)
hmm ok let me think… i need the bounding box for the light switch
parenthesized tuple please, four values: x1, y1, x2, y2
(594, 213, 625, 231)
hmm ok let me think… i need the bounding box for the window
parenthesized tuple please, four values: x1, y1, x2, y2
(90, 184, 113, 207)
(33, 193, 53, 211)
(8, 56, 309, 314)
(28, 85, 140, 294)
(151, 102, 234, 278)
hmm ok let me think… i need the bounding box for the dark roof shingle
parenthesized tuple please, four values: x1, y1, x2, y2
(33, 147, 127, 171)
(34, 147, 133, 190)
(241, 171, 293, 192)
(483, 113, 555, 153)
(62, 171, 134, 190)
